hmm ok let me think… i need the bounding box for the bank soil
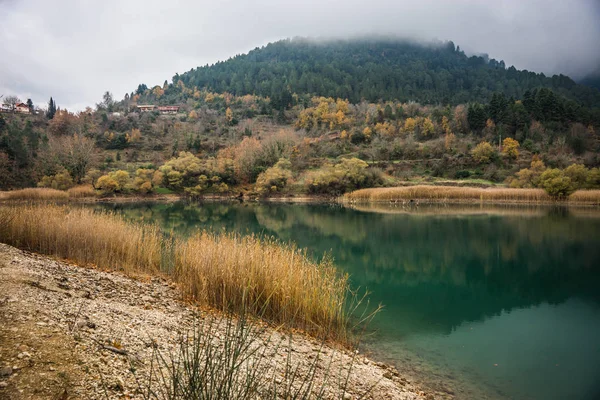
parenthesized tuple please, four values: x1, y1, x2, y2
(0, 243, 438, 400)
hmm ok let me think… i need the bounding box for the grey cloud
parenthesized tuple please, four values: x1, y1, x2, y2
(1, 0, 599, 110)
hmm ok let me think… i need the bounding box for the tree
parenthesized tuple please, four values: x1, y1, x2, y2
(255, 158, 293, 196)
(564, 164, 588, 190)
(4, 95, 20, 111)
(467, 103, 487, 133)
(502, 137, 520, 159)
(26, 99, 34, 113)
(49, 134, 97, 183)
(47, 97, 57, 119)
(471, 141, 495, 164)
(540, 169, 574, 199)
(98, 91, 114, 112)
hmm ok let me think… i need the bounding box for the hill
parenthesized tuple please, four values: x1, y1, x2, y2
(169, 38, 600, 107)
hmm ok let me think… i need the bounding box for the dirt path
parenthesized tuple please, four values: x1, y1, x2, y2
(0, 244, 438, 400)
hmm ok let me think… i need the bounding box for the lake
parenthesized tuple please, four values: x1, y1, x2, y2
(98, 201, 600, 400)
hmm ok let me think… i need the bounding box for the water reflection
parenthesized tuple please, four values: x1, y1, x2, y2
(97, 201, 600, 400)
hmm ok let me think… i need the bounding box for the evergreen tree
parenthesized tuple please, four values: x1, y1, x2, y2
(46, 97, 57, 120)
(26, 99, 34, 113)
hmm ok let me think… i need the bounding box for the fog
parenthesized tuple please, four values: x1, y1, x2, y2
(1, 0, 599, 110)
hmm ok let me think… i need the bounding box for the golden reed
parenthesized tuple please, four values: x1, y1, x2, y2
(0, 204, 352, 341)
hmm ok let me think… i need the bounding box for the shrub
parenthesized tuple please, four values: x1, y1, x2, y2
(255, 158, 293, 196)
(305, 158, 383, 196)
(132, 168, 155, 193)
(540, 169, 574, 199)
(38, 169, 75, 191)
(509, 157, 547, 188)
(471, 141, 495, 164)
(96, 170, 130, 193)
(587, 168, 600, 189)
(564, 164, 588, 190)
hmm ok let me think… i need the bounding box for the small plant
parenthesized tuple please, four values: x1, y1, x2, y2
(136, 302, 375, 400)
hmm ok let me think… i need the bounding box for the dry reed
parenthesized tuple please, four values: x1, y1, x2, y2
(0, 204, 352, 341)
(67, 185, 97, 198)
(344, 186, 558, 203)
(1, 188, 70, 201)
(568, 190, 600, 205)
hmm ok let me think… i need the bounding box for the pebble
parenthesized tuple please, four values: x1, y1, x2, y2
(0, 382, 8, 388)
(17, 352, 31, 359)
(0, 367, 12, 377)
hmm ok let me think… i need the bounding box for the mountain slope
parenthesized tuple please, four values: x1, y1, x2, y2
(171, 38, 600, 107)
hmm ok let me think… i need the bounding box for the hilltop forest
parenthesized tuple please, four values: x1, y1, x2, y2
(1, 38, 600, 196)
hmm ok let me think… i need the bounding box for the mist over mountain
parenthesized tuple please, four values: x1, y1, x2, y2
(148, 38, 600, 108)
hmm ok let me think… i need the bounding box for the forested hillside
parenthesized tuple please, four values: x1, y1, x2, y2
(170, 38, 600, 108)
(2, 38, 600, 197)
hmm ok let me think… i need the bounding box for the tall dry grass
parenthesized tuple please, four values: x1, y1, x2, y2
(568, 190, 600, 205)
(0, 204, 352, 341)
(344, 186, 555, 203)
(0, 187, 97, 201)
(0, 188, 70, 201)
(67, 184, 97, 198)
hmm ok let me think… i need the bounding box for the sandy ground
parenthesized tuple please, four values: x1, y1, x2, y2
(0, 243, 438, 400)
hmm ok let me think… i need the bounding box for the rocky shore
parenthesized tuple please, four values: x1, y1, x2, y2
(0, 243, 431, 399)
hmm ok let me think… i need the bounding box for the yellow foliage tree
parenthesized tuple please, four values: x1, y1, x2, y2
(421, 117, 435, 137)
(225, 107, 233, 124)
(403, 117, 417, 134)
(502, 137, 520, 159)
(471, 141, 495, 164)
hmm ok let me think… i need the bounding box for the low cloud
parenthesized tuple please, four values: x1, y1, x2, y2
(1, 0, 599, 110)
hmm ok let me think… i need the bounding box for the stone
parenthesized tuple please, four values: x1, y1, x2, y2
(0, 367, 12, 377)
(0, 382, 8, 388)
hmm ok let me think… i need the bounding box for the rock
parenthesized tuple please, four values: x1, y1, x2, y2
(0, 382, 8, 388)
(114, 377, 125, 391)
(17, 352, 31, 359)
(343, 392, 353, 400)
(0, 366, 12, 377)
(383, 371, 393, 379)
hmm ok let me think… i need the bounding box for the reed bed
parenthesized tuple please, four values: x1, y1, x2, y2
(568, 190, 600, 205)
(0, 188, 70, 201)
(67, 184, 97, 198)
(344, 185, 552, 203)
(0, 204, 352, 341)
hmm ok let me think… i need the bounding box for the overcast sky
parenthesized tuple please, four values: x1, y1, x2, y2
(1, 0, 599, 111)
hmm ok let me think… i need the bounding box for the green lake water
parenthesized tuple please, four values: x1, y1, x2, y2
(98, 201, 600, 400)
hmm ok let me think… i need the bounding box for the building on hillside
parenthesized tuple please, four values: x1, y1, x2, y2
(157, 105, 179, 114)
(137, 105, 156, 112)
(15, 103, 30, 113)
(0, 103, 30, 113)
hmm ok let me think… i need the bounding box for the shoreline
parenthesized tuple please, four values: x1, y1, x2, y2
(0, 243, 433, 399)
(3, 185, 600, 206)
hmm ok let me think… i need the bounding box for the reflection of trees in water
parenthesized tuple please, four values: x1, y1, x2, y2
(96, 202, 600, 336)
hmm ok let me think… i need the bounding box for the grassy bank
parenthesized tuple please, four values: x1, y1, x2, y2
(0, 204, 353, 341)
(344, 186, 600, 205)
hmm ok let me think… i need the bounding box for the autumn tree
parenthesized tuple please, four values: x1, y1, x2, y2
(471, 141, 495, 164)
(509, 156, 546, 188)
(502, 137, 520, 159)
(540, 169, 574, 199)
(255, 158, 293, 196)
